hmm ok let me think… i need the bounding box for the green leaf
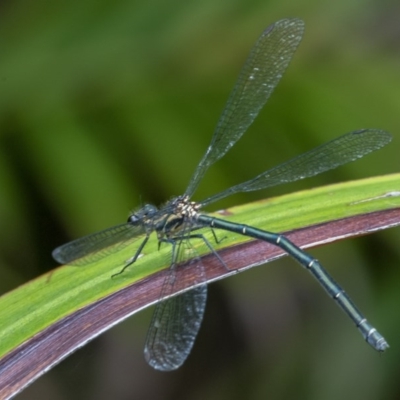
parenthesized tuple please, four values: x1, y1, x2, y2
(1, 173, 400, 399)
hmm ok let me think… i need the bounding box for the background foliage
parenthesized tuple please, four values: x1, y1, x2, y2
(0, 0, 399, 399)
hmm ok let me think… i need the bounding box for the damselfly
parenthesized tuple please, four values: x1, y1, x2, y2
(53, 18, 391, 371)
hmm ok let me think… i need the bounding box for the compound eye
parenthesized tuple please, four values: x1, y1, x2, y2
(127, 214, 140, 224)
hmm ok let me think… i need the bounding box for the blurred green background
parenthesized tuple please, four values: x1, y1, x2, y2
(0, 0, 399, 399)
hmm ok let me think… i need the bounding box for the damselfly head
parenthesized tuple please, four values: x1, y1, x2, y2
(128, 204, 158, 224)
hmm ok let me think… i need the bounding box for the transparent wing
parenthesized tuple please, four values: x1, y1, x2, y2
(52, 223, 146, 266)
(202, 129, 392, 206)
(144, 286, 207, 371)
(184, 18, 304, 198)
(144, 239, 207, 371)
